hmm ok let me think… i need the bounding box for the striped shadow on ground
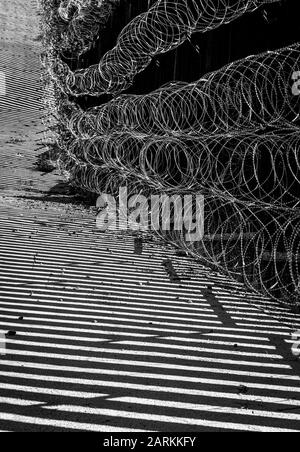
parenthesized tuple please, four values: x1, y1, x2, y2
(0, 204, 300, 432)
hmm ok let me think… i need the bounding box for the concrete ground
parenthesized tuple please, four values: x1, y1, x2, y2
(0, 0, 300, 433)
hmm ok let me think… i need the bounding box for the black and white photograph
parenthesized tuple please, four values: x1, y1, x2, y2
(0, 0, 300, 436)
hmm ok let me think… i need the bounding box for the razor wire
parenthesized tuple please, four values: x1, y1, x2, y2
(40, 0, 300, 306)
(54, 42, 300, 304)
(51, 0, 281, 96)
(59, 44, 300, 138)
(60, 131, 300, 210)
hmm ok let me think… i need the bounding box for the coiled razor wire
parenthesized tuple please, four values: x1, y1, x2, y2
(40, 0, 300, 306)
(50, 0, 281, 96)
(59, 131, 300, 210)
(59, 44, 300, 137)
